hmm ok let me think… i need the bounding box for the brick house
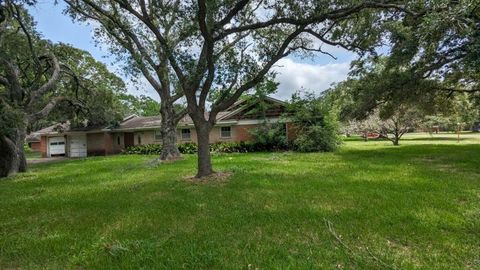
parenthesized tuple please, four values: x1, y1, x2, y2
(26, 133, 41, 152)
(33, 97, 296, 158)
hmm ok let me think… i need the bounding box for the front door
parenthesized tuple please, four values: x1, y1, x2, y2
(124, 132, 134, 148)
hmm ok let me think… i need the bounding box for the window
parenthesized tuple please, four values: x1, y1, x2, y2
(117, 136, 121, 145)
(154, 130, 162, 141)
(137, 135, 142, 145)
(181, 129, 191, 140)
(220, 126, 231, 138)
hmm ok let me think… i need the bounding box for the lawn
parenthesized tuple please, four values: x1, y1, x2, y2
(1, 133, 479, 269)
(24, 150, 41, 160)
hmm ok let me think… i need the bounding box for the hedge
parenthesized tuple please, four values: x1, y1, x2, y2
(123, 141, 288, 155)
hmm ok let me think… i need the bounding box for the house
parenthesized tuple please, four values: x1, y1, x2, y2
(26, 133, 41, 151)
(33, 97, 296, 158)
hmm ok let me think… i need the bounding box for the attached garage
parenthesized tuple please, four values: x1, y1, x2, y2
(48, 136, 66, 157)
(69, 134, 87, 157)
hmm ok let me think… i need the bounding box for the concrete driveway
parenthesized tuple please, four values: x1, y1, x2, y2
(27, 157, 68, 165)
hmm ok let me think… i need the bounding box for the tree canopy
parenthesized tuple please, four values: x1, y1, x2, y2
(346, 1, 480, 116)
(65, 0, 430, 177)
(0, 1, 129, 177)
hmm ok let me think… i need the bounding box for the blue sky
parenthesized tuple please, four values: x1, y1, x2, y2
(29, 1, 356, 101)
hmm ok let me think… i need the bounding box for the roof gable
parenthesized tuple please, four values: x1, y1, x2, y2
(218, 96, 287, 121)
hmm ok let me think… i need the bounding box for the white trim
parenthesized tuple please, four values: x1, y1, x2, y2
(236, 118, 281, 125)
(212, 120, 238, 126)
(176, 123, 197, 128)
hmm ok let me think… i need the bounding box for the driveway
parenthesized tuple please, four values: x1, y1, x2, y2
(27, 157, 68, 165)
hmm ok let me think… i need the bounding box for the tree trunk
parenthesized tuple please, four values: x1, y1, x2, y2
(392, 133, 400, 146)
(392, 128, 401, 146)
(195, 121, 213, 178)
(0, 129, 26, 178)
(159, 104, 182, 161)
(159, 123, 181, 160)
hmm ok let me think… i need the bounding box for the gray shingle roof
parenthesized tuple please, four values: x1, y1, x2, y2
(33, 96, 285, 134)
(117, 111, 233, 130)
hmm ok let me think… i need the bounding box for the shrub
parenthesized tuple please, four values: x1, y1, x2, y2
(211, 141, 254, 153)
(293, 125, 341, 152)
(177, 142, 197, 154)
(123, 141, 286, 155)
(288, 92, 342, 152)
(123, 144, 163, 155)
(249, 122, 288, 150)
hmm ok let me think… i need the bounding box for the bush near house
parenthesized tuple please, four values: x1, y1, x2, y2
(123, 141, 287, 155)
(288, 93, 342, 152)
(249, 122, 289, 150)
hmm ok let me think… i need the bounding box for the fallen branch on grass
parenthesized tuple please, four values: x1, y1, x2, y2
(323, 218, 398, 270)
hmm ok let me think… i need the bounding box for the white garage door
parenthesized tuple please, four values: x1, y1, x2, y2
(69, 135, 87, 157)
(48, 137, 65, 156)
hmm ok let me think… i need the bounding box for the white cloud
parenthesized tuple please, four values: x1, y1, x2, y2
(125, 77, 160, 101)
(123, 58, 351, 104)
(272, 58, 350, 100)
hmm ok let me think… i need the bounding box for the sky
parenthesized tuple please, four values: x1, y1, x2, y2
(29, 1, 357, 101)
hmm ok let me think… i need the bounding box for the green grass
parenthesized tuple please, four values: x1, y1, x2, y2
(1, 133, 479, 269)
(24, 150, 41, 159)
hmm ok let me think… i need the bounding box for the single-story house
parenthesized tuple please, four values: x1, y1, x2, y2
(33, 97, 297, 158)
(26, 133, 41, 151)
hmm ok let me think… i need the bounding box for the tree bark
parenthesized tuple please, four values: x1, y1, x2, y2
(0, 129, 26, 178)
(195, 121, 213, 178)
(392, 131, 400, 146)
(16, 129, 27, 173)
(159, 124, 181, 160)
(159, 104, 182, 160)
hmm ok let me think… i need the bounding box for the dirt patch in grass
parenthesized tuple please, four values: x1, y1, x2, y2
(183, 171, 232, 184)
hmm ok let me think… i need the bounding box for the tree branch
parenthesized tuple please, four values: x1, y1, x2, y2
(215, 0, 250, 29)
(197, 0, 215, 110)
(28, 96, 68, 122)
(27, 53, 62, 107)
(112, 0, 186, 83)
(209, 25, 306, 122)
(289, 44, 337, 59)
(214, 2, 416, 41)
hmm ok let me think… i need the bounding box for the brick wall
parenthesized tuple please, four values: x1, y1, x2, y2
(29, 142, 41, 152)
(40, 136, 48, 158)
(233, 124, 256, 142)
(87, 133, 106, 156)
(104, 133, 114, 155)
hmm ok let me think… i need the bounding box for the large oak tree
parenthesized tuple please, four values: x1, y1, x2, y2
(66, 0, 426, 177)
(0, 1, 69, 177)
(66, 0, 188, 161)
(0, 1, 129, 177)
